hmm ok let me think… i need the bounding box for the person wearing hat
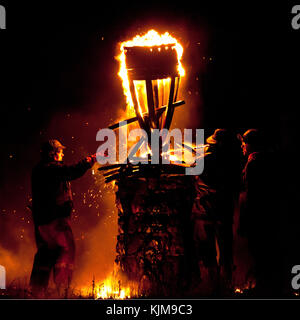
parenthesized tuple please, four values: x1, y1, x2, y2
(191, 129, 242, 294)
(29, 139, 97, 297)
(238, 129, 283, 296)
(238, 129, 266, 159)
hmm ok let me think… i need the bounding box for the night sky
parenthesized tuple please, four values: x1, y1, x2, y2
(0, 1, 297, 289)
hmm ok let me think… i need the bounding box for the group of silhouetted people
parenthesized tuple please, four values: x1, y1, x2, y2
(30, 130, 284, 298)
(191, 128, 284, 296)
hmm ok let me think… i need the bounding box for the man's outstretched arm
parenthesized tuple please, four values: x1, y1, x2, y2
(47, 155, 97, 181)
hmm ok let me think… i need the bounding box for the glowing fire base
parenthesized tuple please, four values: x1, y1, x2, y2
(115, 171, 195, 297)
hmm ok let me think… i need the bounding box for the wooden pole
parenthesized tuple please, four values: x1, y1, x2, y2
(162, 76, 176, 130)
(146, 79, 156, 129)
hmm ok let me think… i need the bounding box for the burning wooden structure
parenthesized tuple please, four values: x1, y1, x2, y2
(98, 30, 200, 297)
(122, 43, 182, 135)
(115, 169, 195, 297)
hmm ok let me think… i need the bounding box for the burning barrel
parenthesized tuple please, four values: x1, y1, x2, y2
(117, 30, 185, 136)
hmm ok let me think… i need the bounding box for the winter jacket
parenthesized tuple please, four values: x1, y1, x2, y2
(31, 159, 92, 226)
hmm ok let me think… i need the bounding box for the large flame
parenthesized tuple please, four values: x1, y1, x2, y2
(117, 30, 185, 117)
(80, 272, 139, 299)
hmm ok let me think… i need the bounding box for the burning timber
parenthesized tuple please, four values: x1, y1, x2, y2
(99, 164, 196, 297)
(95, 31, 196, 297)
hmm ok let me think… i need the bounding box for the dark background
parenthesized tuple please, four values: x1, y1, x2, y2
(0, 0, 297, 292)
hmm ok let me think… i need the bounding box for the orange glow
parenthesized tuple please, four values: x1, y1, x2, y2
(80, 273, 138, 299)
(116, 30, 185, 117)
(134, 80, 147, 115)
(234, 288, 243, 294)
(234, 280, 256, 295)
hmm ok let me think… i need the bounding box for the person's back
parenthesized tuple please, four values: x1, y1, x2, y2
(191, 129, 242, 293)
(240, 132, 280, 236)
(201, 131, 242, 223)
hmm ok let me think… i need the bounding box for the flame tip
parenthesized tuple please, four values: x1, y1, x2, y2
(117, 29, 185, 117)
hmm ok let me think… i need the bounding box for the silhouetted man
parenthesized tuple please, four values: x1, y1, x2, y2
(192, 129, 242, 294)
(30, 139, 96, 297)
(238, 129, 283, 296)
